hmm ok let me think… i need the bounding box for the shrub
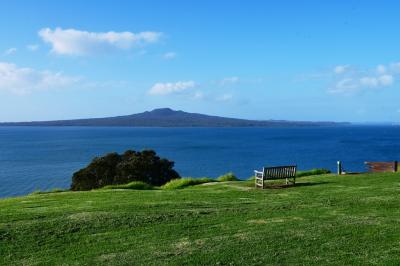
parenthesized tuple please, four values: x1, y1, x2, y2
(29, 188, 65, 195)
(71, 152, 121, 191)
(162, 178, 215, 189)
(101, 181, 154, 190)
(51, 188, 65, 193)
(71, 149, 180, 191)
(297, 168, 331, 177)
(247, 176, 255, 181)
(217, 172, 239, 182)
(29, 190, 43, 195)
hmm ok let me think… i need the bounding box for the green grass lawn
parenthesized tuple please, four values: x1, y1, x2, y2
(1, 172, 400, 265)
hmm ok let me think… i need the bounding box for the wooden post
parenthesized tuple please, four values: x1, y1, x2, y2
(394, 161, 398, 172)
(337, 161, 342, 175)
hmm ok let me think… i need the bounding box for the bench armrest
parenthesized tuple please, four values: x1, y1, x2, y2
(254, 170, 264, 179)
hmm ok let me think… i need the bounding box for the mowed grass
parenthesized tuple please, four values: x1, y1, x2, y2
(101, 181, 154, 190)
(161, 177, 216, 189)
(1, 172, 400, 265)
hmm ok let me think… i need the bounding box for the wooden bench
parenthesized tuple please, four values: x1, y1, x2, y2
(254, 165, 297, 189)
(365, 161, 398, 173)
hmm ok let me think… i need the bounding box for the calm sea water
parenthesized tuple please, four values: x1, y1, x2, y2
(1, 126, 400, 198)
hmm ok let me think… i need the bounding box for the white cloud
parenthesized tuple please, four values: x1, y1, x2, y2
(148, 81, 196, 95)
(0, 62, 80, 94)
(39, 27, 162, 56)
(389, 62, 400, 73)
(216, 93, 233, 102)
(27, 44, 39, 51)
(334, 65, 349, 74)
(163, 52, 176, 59)
(378, 74, 394, 86)
(330, 75, 394, 94)
(376, 64, 386, 74)
(193, 91, 204, 100)
(359, 77, 379, 87)
(3, 48, 17, 56)
(329, 78, 357, 94)
(220, 76, 239, 86)
(330, 63, 398, 94)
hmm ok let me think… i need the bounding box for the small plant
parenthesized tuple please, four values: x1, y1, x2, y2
(29, 188, 65, 195)
(162, 178, 215, 189)
(217, 172, 239, 182)
(29, 190, 44, 195)
(296, 168, 331, 177)
(101, 181, 154, 190)
(51, 188, 65, 193)
(247, 176, 255, 181)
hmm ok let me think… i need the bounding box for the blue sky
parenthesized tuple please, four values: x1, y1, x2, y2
(1, 0, 400, 122)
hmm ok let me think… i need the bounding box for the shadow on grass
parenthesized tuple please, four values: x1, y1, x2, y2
(263, 181, 331, 189)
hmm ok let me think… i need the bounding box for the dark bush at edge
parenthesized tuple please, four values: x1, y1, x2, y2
(71, 150, 180, 191)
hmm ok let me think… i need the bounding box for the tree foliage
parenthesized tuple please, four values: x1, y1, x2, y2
(71, 150, 180, 191)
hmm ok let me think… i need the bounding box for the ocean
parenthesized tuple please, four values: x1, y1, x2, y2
(1, 126, 399, 198)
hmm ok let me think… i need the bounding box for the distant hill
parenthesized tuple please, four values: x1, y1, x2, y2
(0, 108, 348, 127)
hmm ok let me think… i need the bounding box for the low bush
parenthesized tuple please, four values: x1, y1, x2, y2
(297, 168, 331, 177)
(247, 176, 255, 181)
(101, 181, 154, 190)
(29, 188, 65, 195)
(162, 178, 215, 189)
(29, 190, 44, 195)
(51, 188, 65, 193)
(217, 172, 239, 182)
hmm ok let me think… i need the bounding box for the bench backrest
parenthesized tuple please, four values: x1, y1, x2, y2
(263, 165, 297, 180)
(365, 161, 398, 173)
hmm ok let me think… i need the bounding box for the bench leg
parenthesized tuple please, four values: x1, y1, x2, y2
(255, 177, 264, 189)
(286, 177, 295, 185)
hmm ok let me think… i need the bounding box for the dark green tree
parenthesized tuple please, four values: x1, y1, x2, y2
(70, 149, 180, 191)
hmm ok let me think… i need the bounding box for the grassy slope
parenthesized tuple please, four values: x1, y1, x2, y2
(1, 173, 400, 265)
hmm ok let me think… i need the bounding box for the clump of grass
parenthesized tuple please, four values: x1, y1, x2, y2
(29, 188, 66, 195)
(217, 172, 239, 182)
(51, 188, 65, 193)
(162, 178, 215, 189)
(101, 181, 154, 190)
(297, 168, 331, 177)
(247, 176, 255, 181)
(29, 190, 44, 195)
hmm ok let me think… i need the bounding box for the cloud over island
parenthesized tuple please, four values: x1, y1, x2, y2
(149, 81, 196, 95)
